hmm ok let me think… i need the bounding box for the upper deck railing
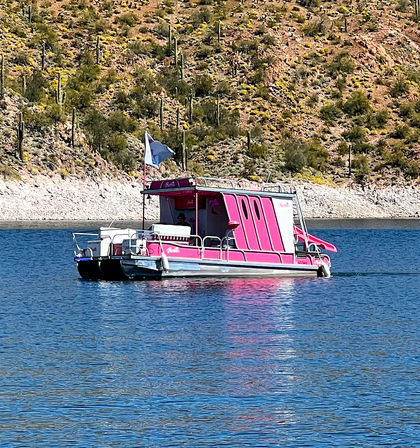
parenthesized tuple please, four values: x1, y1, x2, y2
(147, 176, 296, 194)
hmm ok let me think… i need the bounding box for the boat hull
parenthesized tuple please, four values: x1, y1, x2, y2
(76, 258, 127, 280)
(120, 256, 321, 280)
(76, 255, 326, 280)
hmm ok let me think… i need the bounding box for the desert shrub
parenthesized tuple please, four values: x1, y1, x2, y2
(215, 79, 231, 96)
(46, 103, 66, 123)
(132, 67, 160, 96)
(196, 44, 214, 59)
(22, 108, 53, 130)
(133, 95, 159, 118)
(191, 7, 211, 26)
(232, 39, 258, 54)
(282, 139, 307, 173)
(192, 75, 213, 97)
(298, 0, 320, 7)
(405, 160, 420, 178)
(114, 90, 132, 109)
(110, 149, 135, 171)
(366, 109, 389, 128)
(247, 143, 268, 159)
(24, 70, 47, 103)
(251, 67, 267, 84)
(13, 51, 31, 66)
(342, 90, 370, 116)
(261, 34, 276, 46)
(302, 18, 326, 36)
(320, 102, 343, 124)
(338, 141, 349, 156)
(108, 110, 137, 133)
(396, 0, 410, 12)
(31, 23, 59, 50)
(157, 67, 190, 97)
(117, 12, 139, 27)
(68, 87, 96, 109)
(83, 108, 109, 150)
(328, 51, 355, 76)
(351, 155, 370, 182)
(129, 39, 166, 58)
(342, 125, 372, 153)
(306, 139, 329, 171)
(390, 124, 411, 139)
(389, 77, 409, 97)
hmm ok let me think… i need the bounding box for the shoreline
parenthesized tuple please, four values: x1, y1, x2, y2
(0, 175, 419, 223)
(0, 218, 419, 230)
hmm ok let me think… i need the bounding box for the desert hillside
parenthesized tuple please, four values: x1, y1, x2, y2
(0, 0, 419, 186)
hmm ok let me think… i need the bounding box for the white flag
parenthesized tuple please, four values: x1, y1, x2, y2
(144, 132, 174, 168)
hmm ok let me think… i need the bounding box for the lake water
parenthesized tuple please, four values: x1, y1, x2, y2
(0, 224, 419, 447)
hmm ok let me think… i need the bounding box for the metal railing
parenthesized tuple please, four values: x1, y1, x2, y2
(73, 229, 328, 266)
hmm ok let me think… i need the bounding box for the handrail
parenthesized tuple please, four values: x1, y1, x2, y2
(72, 232, 98, 254)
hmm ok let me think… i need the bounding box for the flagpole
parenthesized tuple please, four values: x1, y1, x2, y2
(142, 133, 147, 231)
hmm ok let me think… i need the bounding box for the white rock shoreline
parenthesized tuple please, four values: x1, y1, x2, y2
(0, 175, 419, 222)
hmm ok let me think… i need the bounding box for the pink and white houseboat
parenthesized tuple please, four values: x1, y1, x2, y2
(73, 177, 337, 280)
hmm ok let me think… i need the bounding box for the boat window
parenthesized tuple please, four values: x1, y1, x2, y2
(241, 199, 248, 220)
(253, 200, 261, 220)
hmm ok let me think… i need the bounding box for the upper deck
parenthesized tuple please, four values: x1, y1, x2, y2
(144, 177, 297, 199)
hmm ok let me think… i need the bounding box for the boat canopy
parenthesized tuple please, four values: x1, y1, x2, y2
(144, 177, 337, 255)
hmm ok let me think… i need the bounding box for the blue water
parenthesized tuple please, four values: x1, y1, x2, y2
(0, 226, 419, 447)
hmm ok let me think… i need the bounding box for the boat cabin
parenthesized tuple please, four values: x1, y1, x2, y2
(145, 177, 300, 254)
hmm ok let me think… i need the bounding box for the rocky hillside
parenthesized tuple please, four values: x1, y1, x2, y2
(0, 0, 419, 186)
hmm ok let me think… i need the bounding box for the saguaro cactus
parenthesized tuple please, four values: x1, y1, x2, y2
(188, 94, 193, 123)
(217, 20, 221, 43)
(415, 0, 420, 20)
(41, 42, 46, 71)
(216, 95, 220, 126)
(160, 98, 164, 130)
(168, 25, 172, 52)
(180, 53, 184, 80)
(71, 107, 76, 148)
(174, 37, 178, 66)
(182, 130, 187, 170)
(96, 35, 101, 64)
(0, 55, 4, 99)
(56, 73, 65, 106)
(21, 74, 26, 96)
(17, 112, 24, 160)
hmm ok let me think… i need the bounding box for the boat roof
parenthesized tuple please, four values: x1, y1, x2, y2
(143, 177, 297, 199)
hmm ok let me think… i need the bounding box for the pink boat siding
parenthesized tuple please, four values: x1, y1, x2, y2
(223, 193, 291, 253)
(146, 242, 327, 267)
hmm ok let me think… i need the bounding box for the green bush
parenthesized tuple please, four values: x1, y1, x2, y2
(302, 18, 326, 37)
(192, 75, 213, 97)
(306, 139, 329, 171)
(247, 143, 268, 159)
(328, 52, 355, 76)
(342, 125, 372, 153)
(23, 108, 53, 130)
(108, 110, 137, 133)
(232, 39, 258, 54)
(117, 12, 139, 27)
(320, 102, 343, 124)
(24, 70, 47, 103)
(191, 7, 212, 26)
(351, 155, 370, 182)
(389, 77, 409, 98)
(157, 67, 190, 97)
(83, 108, 109, 150)
(282, 139, 307, 173)
(342, 90, 370, 116)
